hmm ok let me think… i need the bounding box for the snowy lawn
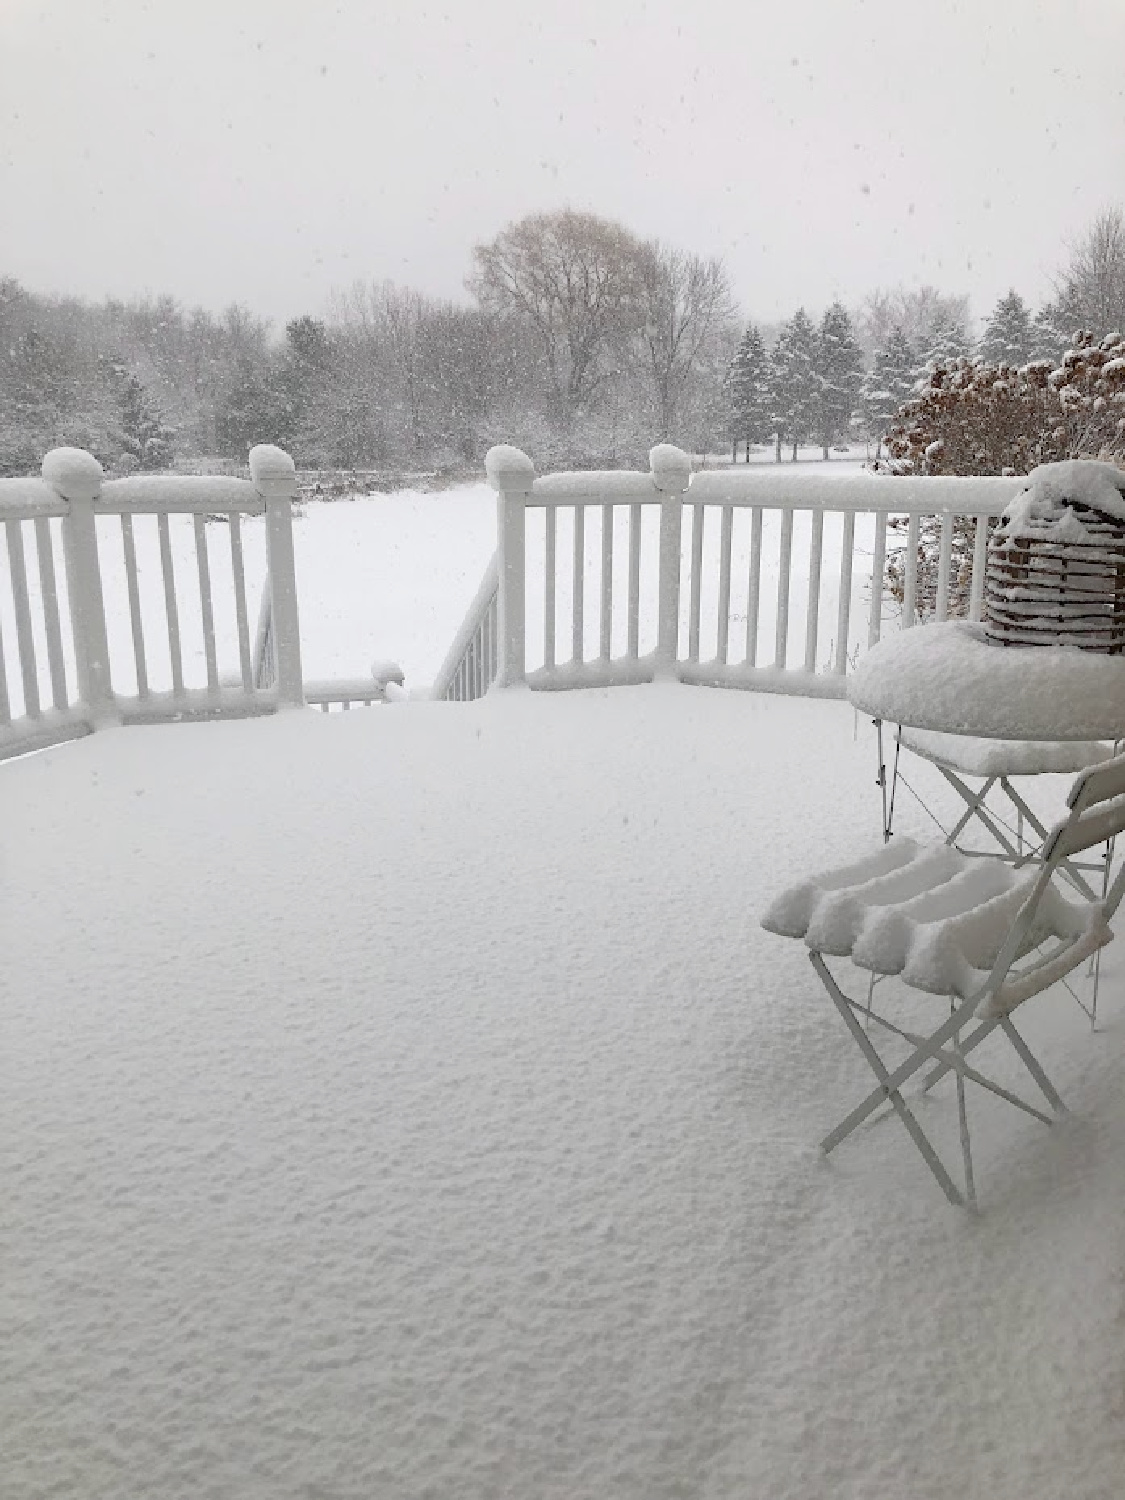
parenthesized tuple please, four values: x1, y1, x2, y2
(3, 686, 1123, 1500)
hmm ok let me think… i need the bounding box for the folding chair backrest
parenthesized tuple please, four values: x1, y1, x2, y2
(1066, 750, 1125, 814)
(1044, 751, 1125, 865)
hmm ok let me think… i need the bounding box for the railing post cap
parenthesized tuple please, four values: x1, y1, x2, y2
(649, 444, 692, 492)
(370, 659, 406, 690)
(485, 445, 535, 492)
(248, 444, 296, 484)
(41, 447, 104, 502)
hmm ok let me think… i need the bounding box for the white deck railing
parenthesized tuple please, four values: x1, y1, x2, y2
(0, 445, 401, 762)
(436, 445, 1023, 702)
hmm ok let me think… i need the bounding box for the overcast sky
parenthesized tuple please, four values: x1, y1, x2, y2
(1, 0, 1123, 331)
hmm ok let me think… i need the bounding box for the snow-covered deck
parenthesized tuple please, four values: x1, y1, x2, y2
(3, 687, 1124, 1499)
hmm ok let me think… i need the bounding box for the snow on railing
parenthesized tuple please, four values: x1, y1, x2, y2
(442, 445, 1023, 701)
(2, 444, 400, 762)
(0, 445, 304, 760)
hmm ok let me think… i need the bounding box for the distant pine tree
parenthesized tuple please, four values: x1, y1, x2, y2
(977, 289, 1034, 367)
(770, 309, 819, 461)
(113, 364, 175, 470)
(861, 325, 916, 457)
(918, 312, 971, 376)
(1030, 305, 1069, 363)
(815, 302, 864, 457)
(726, 323, 772, 460)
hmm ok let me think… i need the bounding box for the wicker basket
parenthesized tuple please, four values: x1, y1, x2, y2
(984, 462, 1125, 654)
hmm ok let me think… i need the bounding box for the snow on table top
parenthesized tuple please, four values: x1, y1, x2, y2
(3, 687, 1124, 1499)
(849, 621, 1125, 740)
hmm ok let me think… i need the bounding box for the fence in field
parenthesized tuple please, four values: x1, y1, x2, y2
(0, 445, 401, 763)
(431, 444, 1023, 703)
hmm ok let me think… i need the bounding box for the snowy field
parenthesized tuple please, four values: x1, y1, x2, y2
(3, 685, 1123, 1500)
(1, 453, 889, 711)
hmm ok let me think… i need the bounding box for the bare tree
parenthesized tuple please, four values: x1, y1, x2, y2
(1051, 206, 1125, 338)
(468, 209, 648, 416)
(854, 285, 971, 365)
(637, 245, 737, 441)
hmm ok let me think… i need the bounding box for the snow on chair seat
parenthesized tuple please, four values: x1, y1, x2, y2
(763, 837, 1109, 1016)
(896, 727, 1112, 778)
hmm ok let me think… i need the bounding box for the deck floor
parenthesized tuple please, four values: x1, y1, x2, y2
(3, 686, 1123, 1500)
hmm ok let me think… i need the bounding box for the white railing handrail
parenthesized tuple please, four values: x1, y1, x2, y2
(96, 474, 263, 515)
(430, 550, 499, 700)
(687, 468, 1019, 515)
(0, 477, 69, 518)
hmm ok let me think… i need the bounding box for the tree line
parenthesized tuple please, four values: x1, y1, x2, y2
(2, 205, 1123, 478)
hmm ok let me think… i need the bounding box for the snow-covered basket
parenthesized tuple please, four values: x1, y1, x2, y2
(984, 459, 1125, 653)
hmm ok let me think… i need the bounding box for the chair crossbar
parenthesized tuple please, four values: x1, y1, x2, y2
(847, 992, 1058, 1124)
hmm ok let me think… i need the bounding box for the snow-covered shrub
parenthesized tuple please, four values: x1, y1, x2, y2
(884, 331, 1125, 477)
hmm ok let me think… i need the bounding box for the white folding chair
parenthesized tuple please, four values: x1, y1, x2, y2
(762, 751, 1125, 1208)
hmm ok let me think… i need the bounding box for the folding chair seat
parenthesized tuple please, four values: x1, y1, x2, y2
(762, 751, 1125, 1208)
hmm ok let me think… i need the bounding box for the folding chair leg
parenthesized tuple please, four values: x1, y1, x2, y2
(817, 966, 980, 1151)
(952, 1018, 978, 1212)
(812, 955, 965, 1206)
(999, 1016, 1066, 1115)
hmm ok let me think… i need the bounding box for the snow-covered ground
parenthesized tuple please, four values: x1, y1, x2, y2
(3, 685, 1123, 1500)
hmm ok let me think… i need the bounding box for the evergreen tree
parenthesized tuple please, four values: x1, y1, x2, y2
(769, 309, 819, 461)
(1030, 305, 1069, 363)
(861, 325, 916, 457)
(726, 323, 772, 460)
(978, 289, 1034, 367)
(281, 316, 332, 457)
(110, 363, 175, 470)
(918, 311, 971, 375)
(815, 302, 863, 457)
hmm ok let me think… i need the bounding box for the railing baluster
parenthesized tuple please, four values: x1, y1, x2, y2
(804, 509, 824, 674)
(935, 512, 954, 622)
(5, 519, 40, 718)
(229, 512, 253, 693)
(627, 502, 641, 660)
(717, 504, 733, 665)
(970, 515, 989, 622)
(774, 508, 794, 668)
(0, 603, 10, 723)
(544, 507, 556, 669)
(903, 513, 920, 626)
(688, 503, 704, 662)
(868, 510, 888, 646)
(599, 502, 613, 660)
(572, 504, 585, 664)
(746, 506, 763, 667)
(835, 512, 855, 674)
(119, 514, 149, 698)
(157, 512, 184, 695)
(193, 514, 219, 692)
(34, 517, 67, 709)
